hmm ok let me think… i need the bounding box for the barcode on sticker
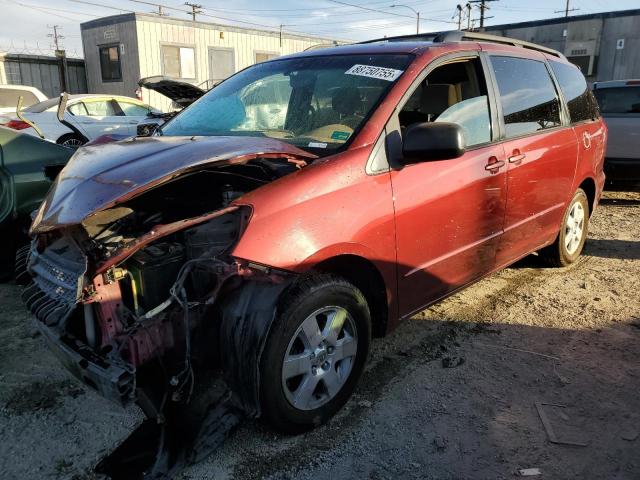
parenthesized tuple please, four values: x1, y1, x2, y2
(345, 64, 403, 82)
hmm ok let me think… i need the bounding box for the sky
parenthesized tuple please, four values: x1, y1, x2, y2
(0, 0, 638, 58)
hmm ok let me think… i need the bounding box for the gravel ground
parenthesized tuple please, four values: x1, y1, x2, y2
(1, 190, 639, 480)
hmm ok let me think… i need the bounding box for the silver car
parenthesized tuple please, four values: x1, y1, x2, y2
(593, 80, 640, 188)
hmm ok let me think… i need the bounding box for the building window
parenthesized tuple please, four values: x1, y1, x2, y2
(162, 45, 196, 79)
(99, 44, 122, 82)
(255, 51, 278, 64)
(208, 48, 235, 84)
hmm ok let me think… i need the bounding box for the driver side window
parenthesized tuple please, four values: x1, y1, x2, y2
(399, 57, 492, 147)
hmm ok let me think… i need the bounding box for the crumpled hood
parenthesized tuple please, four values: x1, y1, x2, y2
(31, 135, 315, 233)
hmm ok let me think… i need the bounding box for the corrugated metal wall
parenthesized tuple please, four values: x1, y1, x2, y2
(486, 11, 640, 82)
(81, 14, 335, 111)
(0, 54, 87, 98)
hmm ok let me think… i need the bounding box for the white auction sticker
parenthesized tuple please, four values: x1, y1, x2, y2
(308, 142, 328, 148)
(345, 64, 404, 82)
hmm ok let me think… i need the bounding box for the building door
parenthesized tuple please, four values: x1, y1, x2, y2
(208, 48, 235, 86)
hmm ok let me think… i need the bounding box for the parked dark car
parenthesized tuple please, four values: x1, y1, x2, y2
(20, 31, 605, 454)
(0, 126, 73, 280)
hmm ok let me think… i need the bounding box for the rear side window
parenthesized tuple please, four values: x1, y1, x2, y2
(83, 100, 117, 117)
(593, 87, 640, 114)
(0, 88, 39, 109)
(117, 101, 150, 116)
(490, 56, 561, 138)
(549, 61, 599, 122)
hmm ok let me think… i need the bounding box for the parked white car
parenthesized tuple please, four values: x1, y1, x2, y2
(0, 84, 48, 114)
(0, 94, 163, 147)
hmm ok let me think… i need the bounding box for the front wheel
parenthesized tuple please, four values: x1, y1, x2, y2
(260, 274, 371, 434)
(540, 188, 589, 267)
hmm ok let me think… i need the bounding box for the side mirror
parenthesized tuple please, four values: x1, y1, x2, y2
(137, 122, 159, 137)
(57, 92, 69, 123)
(401, 122, 466, 164)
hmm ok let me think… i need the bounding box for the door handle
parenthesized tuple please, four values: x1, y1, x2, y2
(508, 153, 526, 165)
(485, 156, 505, 173)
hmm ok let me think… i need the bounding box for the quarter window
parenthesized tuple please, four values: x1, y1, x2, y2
(83, 100, 117, 117)
(490, 56, 561, 138)
(549, 60, 599, 123)
(99, 45, 122, 82)
(162, 46, 196, 79)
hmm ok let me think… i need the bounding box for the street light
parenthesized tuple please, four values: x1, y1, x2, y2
(390, 4, 420, 35)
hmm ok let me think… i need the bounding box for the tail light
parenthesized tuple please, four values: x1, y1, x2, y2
(4, 119, 31, 130)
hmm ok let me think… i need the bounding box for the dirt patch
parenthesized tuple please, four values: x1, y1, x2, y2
(4, 380, 85, 415)
(0, 190, 638, 480)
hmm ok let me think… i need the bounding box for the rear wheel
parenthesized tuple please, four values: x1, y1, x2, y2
(57, 133, 85, 148)
(540, 188, 589, 267)
(260, 274, 371, 434)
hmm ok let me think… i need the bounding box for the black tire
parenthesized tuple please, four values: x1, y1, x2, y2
(260, 274, 371, 434)
(540, 188, 589, 267)
(56, 133, 86, 148)
(0, 224, 17, 282)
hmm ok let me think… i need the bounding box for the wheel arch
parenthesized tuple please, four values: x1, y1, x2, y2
(577, 176, 596, 216)
(311, 254, 390, 338)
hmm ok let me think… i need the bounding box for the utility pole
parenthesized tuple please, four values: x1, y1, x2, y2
(554, 0, 579, 17)
(184, 2, 202, 21)
(48, 25, 68, 94)
(469, 0, 497, 29)
(466, 2, 472, 30)
(47, 25, 64, 51)
(456, 4, 463, 30)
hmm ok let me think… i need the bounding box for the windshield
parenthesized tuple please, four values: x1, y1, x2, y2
(160, 54, 412, 154)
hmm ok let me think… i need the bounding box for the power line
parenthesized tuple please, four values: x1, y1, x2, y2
(554, 0, 580, 17)
(184, 2, 202, 21)
(324, 0, 456, 24)
(468, 0, 498, 28)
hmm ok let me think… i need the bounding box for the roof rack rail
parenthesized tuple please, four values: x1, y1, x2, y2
(359, 30, 566, 60)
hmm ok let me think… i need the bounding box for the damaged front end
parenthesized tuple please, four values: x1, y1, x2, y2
(19, 136, 312, 476)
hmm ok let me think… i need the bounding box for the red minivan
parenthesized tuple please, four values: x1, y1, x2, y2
(21, 32, 605, 436)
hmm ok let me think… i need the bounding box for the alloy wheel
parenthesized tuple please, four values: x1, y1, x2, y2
(565, 201, 585, 255)
(281, 306, 358, 411)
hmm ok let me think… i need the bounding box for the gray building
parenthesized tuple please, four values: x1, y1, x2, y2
(0, 53, 87, 98)
(485, 9, 640, 82)
(81, 13, 338, 111)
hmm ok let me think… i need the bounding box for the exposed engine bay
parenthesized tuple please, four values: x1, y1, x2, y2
(19, 156, 304, 477)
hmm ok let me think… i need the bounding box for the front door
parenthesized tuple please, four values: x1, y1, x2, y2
(390, 54, 508, 317)
(488, 55, 579, 265)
